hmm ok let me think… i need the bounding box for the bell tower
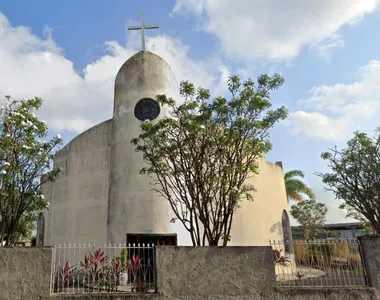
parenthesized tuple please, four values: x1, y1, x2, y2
(107, 50, 178, 244)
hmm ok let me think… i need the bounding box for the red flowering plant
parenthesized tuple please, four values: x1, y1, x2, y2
(100, 257, 121, 292)
(53, 261, 76, 292)
(109, 257, 121, 286)
(273, 248, 289, 266)
(133, 278, 147, 293)
(111, 257, 120, 273)
(80, 248, 109, 290)
(128, 254, 147, 293)
(128, 254, 142, 279)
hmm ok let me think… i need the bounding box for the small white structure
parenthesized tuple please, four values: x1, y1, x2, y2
(38, 50, 292, 250)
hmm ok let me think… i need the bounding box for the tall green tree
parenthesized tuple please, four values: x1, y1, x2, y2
(290, 198, 328, 240)
(0, 96, 62, 246)
(284, 170, 315, 202)
(317, 129, 380, 235)
(132, 74, 288, 246)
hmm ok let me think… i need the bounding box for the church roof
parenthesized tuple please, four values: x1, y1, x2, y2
(115, 50, 172, 84)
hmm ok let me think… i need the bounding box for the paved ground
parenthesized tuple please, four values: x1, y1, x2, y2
(277, 266, 367, 287)
(276, 266, 325, 282)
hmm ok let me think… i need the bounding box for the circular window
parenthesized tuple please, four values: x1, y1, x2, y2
(134, 98, 161, 121)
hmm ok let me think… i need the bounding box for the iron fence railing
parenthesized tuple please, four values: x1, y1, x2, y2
(51, 243, 156, 294)
(270, 239, 368, 288)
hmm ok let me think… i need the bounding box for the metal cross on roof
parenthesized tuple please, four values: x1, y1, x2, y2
(128, 13, 159, 51)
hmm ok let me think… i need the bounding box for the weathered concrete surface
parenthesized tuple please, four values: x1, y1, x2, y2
(51, 290, 380, 300)
(359, 235, 380, 290)
(0, 247, 52, 300)
(277, 288, 380, 300)
(1, 246, 380, 300)
(107, 50, 179, 244)
(155, 246, 276, 300)
(51, 295, 157, 300)
(230, 159, 291, 247)
(39, 49, 292, 248)
(41, 119, 112, 246)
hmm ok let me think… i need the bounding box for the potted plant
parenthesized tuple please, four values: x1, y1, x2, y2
(118, 248, 129, 286)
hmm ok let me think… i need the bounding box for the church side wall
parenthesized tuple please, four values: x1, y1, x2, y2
(42, 120, 112, 246)
(230, 159, 289, 246)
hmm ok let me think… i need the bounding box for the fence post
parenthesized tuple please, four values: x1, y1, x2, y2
(358, 235, 380, 289)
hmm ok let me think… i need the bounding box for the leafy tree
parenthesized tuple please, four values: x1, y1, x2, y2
(317, 129, 380, 235)
(132, 74, 288, 246)
(0, 96, 62, 246)
(284, 170, 315, 202)
(290, 198, 328, 240)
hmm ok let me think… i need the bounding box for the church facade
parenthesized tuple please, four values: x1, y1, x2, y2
(37, 50, 292, 247)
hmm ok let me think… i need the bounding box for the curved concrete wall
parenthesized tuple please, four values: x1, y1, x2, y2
(230, 158, 289, 246)
(41, 120, 112, 245)
(39, 50, 290, 249)
(107, 51, 179, 243)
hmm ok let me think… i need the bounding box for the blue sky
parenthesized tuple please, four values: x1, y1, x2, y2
(1, 0, 380, 224)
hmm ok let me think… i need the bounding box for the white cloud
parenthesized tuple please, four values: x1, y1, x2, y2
(285, 60, 380, 140)
(171, 0, 205, 17)
(310, 33, 345, 63)
(0, 13, 229, 134)
(284, 112, 352, 141)
(146, 35, 230, 97)
(171, 0, 380, 61)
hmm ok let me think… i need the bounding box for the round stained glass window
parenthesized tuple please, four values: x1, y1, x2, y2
(134, 98, 161, 121)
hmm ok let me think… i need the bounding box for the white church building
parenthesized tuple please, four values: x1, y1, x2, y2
(37, 49, 292, 248)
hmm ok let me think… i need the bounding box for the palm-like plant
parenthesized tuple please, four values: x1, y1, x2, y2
(284, 170, 315, 202)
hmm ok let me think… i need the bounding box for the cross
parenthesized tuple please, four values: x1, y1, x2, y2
(128, 13, 159, 51)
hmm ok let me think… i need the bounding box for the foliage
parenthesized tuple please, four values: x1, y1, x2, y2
(53, 261, 76, 292)
(273, 248, 289, 266)
(132, 74, 288, 246)
(119, 248, 129, 271)
(307, 243, 332, 261)
(284, 169, 315, 202)
(290, 198, 328, 241)
(128, 254, 143, 279)
(294, 271, 306, 283)
(132, 278, 147, 293)
(293, 240, 363, 272)
(0, 96, 62, 245)
(76, 249, 147, 292)
(129, 254, 146, 293)
(111, 257, 120, 274)
(80, 248, 109, 290)
(316, 129, 380, 235)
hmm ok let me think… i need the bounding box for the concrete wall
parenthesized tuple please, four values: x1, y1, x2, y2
(156, 246, 276, 300)
(359, 235, 380, 290)
(41, 119, 112, 246)
(278, 289, 379, 300)
(107, 50, 179, 244)
(230, 158, 290, 246)
(0, 247, 52, 300)
(55, 290, 380, 300)
(1, 245, 380, 300)
(39, 50, 290, 249)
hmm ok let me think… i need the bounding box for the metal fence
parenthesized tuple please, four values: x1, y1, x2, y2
(51, 243, 156, 294)
(270, 239, 368, 288)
